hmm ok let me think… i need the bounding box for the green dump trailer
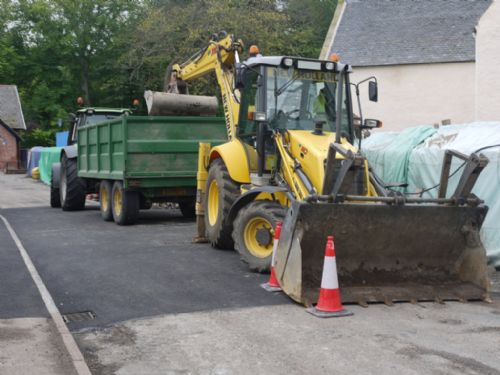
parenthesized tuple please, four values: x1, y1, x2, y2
(57, 116, 226, 225)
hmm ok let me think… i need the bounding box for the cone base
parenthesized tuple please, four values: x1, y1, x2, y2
(260, 283, 282, 292)
(306, 307, 353, 318)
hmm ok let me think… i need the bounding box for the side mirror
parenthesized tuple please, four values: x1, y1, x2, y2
(235, 63, 246, 89)
(369, 81, 378, 102)
(362, 118, 383, 129)
(69, 113, 77, 124)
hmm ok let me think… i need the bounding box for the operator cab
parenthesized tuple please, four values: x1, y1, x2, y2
(236, 56, 355, 145)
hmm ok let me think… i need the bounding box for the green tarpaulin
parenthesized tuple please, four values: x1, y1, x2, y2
(38, 147, 62, 185)
(361, 122, 500, 268)
(362, 126, 437, 192)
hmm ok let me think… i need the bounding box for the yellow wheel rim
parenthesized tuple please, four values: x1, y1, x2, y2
(101, 187, 109, 212)
(243, 217, 274, 259)
(207, 180, 219, 226)
(113, 187, 122, 217)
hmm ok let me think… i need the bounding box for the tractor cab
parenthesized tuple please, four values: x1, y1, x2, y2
(67, 108, 131, 146)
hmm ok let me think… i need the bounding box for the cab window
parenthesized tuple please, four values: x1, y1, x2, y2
(237, 69, 260, 145)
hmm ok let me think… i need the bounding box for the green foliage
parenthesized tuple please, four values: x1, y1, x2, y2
(21, 128, 56, 148)
(0, 0, 337, 141)
(124, 0, 336, 97)
(285, 0, 337, 56)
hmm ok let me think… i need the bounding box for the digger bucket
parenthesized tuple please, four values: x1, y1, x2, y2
(274, 200, 490, 306)
(144, 90, 218, 116)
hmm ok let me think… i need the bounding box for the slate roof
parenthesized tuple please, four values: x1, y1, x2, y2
(0, 85, 26, 130)
(329, 0, 492, 67)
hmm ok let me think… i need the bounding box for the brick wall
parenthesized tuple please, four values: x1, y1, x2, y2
(0, 125, 19, 171)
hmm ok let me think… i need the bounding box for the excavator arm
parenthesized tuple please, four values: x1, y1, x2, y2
(146, 33, 243, 140)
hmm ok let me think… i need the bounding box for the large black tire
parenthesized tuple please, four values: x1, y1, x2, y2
(111, 181, 139, 225)
(179, 200, 196, 219)
(60, 155, 86, 211)
(99, 180, 113, 221)
(232, 200, 286, 273)
(204, 159, 240, 249)
(50, 165, 61, 208)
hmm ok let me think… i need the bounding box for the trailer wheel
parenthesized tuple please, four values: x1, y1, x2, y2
(99, 180, 113, 221)
(111, 181, 139, 225)
(179, 200, 196, 218)
(233, 200, 286, 273)
(204, 159, 240, 249)
(60, 155, 86, 211)
(50, 165, 61, 208)
(139, 195, 152, 210)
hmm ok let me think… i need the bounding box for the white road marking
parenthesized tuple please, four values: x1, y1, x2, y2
(0, 214, 92, 375)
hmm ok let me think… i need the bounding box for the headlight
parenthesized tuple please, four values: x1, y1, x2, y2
(283, 58, 293, 67)
(324, 62, 334, 71)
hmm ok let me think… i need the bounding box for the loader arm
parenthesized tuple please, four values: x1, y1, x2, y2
(169, 34, 244, 140)
(274, 130, 375, 202)
(274, 132, 309, 201)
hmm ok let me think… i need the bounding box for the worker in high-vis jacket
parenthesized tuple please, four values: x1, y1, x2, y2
(313, 88, 328, 121)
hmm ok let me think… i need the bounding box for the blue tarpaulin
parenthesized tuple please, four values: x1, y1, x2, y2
(56, 131, 69, 147)
(26, 146, 43, 177)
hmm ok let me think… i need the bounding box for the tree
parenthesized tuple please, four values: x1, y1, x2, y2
(0, 0, 144, 146)
(0, 0, 338, 147)
(284, 0, 337, 57)
(124, 0, 336, 98)
(124, 0, 289, 97)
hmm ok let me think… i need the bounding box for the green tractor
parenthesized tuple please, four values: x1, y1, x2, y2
(50, 107, 131, 210)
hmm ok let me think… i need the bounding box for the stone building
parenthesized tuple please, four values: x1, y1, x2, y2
(0, 85, 26, 172)
(0, 118, 22, 171)
(321, 0, 499, 131)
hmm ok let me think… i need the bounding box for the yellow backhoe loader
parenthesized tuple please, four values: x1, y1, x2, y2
(146, 32, 490, 306)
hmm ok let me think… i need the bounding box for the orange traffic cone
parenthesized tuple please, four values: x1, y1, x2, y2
(260, 221, 283, 292)
(307, 236, 353, 318)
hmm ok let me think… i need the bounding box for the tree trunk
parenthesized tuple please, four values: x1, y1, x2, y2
(81, 57, 91, 106)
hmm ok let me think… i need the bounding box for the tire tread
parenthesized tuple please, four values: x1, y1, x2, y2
(233, 200, 286, 272)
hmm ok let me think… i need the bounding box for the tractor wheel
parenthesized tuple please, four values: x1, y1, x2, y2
(50, 165, 61, 208)
(111, 181, 139, 225)
(232, 200, 286, 273)
(179, 200, 196, 219)
(204, 159, 240, 249)
(60, 155, 86, 211)
(99, 180, 113, 221)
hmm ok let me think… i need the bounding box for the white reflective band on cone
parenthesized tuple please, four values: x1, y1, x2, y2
(271, 239, 278, 266)
(321, 256, 339, 289)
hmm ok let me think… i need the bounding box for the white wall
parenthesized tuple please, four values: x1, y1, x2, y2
(475, 0, 500, 121)
(351, 62, 476, 131)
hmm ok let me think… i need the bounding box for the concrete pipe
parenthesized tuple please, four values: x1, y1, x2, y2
(144, 90, 219, 116)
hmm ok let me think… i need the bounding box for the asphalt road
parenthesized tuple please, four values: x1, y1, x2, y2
(1, 205, 289, 331)
(2, 174, 500, 375)
(0, 222, 48, 319)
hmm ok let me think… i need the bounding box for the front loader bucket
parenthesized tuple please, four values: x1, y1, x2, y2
(274, 201, 490, 306)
